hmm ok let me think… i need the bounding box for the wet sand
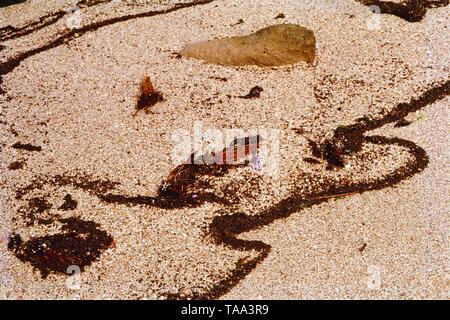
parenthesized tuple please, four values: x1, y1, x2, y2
(0, 0, 449, 299)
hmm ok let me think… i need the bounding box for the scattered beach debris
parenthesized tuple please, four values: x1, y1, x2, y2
(240, 86, 263, 99)
(8, 218, 114, 278)
(58, 194, 78, 211)
(101, 135, 263, 209)
(20, 196, 55, 226)
(315, 80, 449, 170)
(133, 76, 163, 116)
(12, 142, 42, 152)
(356, 0, 449, 23)
(8, 160, 25, 170)
(231, 18, 244, 26)
(359, 243, 367, 253)
(209, 76, 228, 82)
(171, 52, 182, 59)
(180, 24, 316, 66)
(159, 135, 262, 205)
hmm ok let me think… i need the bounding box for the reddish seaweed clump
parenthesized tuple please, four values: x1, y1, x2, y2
(8, 218, 114, 278)
(134, 76, 163, 116)
(159, 135, 262, 204)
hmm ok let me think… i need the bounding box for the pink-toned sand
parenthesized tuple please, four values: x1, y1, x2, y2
(0, 0, 448, 299)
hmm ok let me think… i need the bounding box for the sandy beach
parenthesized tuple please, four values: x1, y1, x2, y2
(0, 0, 448, 299)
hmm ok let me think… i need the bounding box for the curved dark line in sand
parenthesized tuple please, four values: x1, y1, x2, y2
(8, 80, 448, 298)
(172, 80, 448, 300)
(0, 0, 26, 9)
(3, 0, 449, 299)
(0, 12, 64, 41)
(0, 1, 113, 42)
(0, 0, 215, 93)
(195, 135, 429, 300)
(91, 80, 449, 299)
(357, 0, 449, 22)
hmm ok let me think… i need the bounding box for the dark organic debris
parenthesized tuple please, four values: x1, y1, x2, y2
(0, 1, 112, 41)
(20, 196, 55, 226)
(11, 75, 447, 298)
(102, 135, 263, 209)
(357, 0, 449, 22)
(231, 19, 244, 26)
(314, 80, 450, 169)
(3, 0, 449, 301)
(8, 217, 114, 278)
(240, 86, 263, 99)
(58, 194, 78, 211)
(359, 243, 367, 252)
(0, 0, 217, 97)
(275, 13, 285, 19)
(209, 76, 228, 82)
(15, 174, 119, 201)
(291, 128, 305, 135)
(134, 76, 164, 116)
(28, 197, 52, 214)
(12, 142, 42, 152)
(8, 160, 25, 170)
(171, 52, 182, 59)
(0, 0, 27, 9)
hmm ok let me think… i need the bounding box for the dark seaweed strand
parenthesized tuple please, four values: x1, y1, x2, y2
(0, 1, 112, 42)
(318, 80, 449, 167)
(0, 11, 65, 41)
(15, 174, 119, 200)
(4, 0, 448, 298)
(9, 80, 448, 298)
(164, 80, 447, 299)
(357, 0, 449, 22)
(6, 80, 447, 298)
(162, 135, 429, 300)
(0, 0, 215, 93)
(182, 138, 428, 300)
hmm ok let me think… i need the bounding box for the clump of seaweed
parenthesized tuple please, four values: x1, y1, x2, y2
(8, 160, 25, 170)
(8, 217, 114, 278)
(133, 76, 163, 116)
(240, 86, 263, 99)
(12, 142, 42, 152)
(159, 135, 263, 206)
(58, 194, 78, 211)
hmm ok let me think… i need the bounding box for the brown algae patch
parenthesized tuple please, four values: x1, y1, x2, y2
(8, 218, 114, 278)
(357, 0, 449, 22)
(8, 160, 25, 170)
(181, 24, 316, 66)
(134, 76, 164, 116)
(239, 86, 263, 99)
(58, 194, 78, 211)
(12, 142, 42, 152)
